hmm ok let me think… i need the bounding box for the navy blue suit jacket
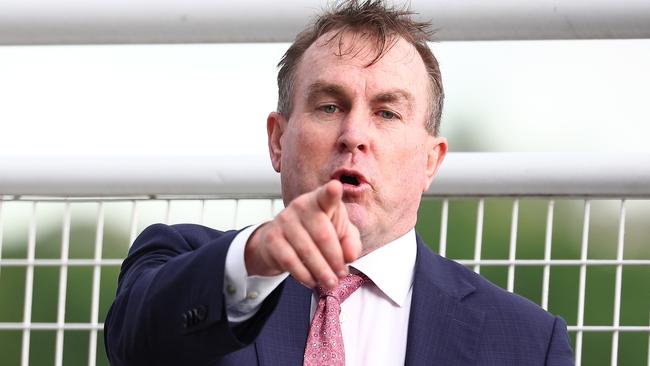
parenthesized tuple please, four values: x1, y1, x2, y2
(104, 224, 574, 365)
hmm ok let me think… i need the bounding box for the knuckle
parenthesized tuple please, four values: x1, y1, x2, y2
(317, 272, 332, 285)
(294, 193, 318, 213)
(275, 251, 294, 270)
(297, 245, 315, 263)
(264, 226, 282, 243)
(274, 211, 290, 225)
(287, 263, 306, 280)
(290, 197, 307, 211)
(312, 227, 332, 245)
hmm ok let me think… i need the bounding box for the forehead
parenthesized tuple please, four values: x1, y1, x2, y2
(294, 31, 430, 104)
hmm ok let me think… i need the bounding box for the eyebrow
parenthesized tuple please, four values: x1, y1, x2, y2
(372, 90, 413, 108)
(305, 81, 414, 109)
(306, 81, 349, 106)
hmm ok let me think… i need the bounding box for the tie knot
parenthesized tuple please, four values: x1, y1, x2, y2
(316, 273, 367, 303)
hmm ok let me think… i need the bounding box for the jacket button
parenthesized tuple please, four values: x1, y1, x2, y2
(196, 306, 207, 321)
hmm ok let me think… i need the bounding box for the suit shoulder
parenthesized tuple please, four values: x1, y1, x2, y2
(433, 251, 555, 322)
(134, 223, 233, 249)
(141, 222, 227, 237)
(415, 242, 572, 361)
(441, 256, 572, 361)
(169, 223, 229, 242)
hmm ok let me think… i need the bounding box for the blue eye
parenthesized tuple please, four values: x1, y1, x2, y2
(380, 110, 395, 119)
(321, 105, 338, 113)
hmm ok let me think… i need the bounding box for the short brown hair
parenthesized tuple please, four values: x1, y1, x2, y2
(277, 0, 444, 136)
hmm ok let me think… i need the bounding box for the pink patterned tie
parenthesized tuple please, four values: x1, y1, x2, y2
(303, 273, 366, 366)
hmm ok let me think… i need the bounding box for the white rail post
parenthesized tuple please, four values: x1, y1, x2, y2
(541, 200, 555, 311)
(575, 200, 592, 366)
(0, 200, 4, 281)
(20, 202, 37, 366)
(128, 200, 139, 249)
(88, 202, 105, 366)
(507, 199, 519, 293)
(54, 202, 72, 366)
(439, 199, 449, 257)
(473, 199, 485, 274)
(610, 200, 626, 366)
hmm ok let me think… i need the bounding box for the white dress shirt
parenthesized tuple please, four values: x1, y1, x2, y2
(224, 224, 417, 366)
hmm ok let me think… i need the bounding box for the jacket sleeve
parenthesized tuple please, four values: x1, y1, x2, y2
(545, 316, 575, 366)
(103, 223, 284, 366)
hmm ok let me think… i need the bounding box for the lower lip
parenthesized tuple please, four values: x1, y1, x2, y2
(341, 182, 370, 195)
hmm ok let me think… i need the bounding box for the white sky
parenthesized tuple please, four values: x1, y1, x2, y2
(0, 39, 649, 156)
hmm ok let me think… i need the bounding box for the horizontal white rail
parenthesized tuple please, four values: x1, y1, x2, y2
(1, 153, 649, 197)
(2, 258, 650, 267)
(454, 259, 650, 266)
(0, 323, 104, 331)
(0, 259, 124, 266)
(1, 0, 649, 45)
(0, 323, 647, 333)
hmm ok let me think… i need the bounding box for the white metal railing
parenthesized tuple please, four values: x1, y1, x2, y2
(1, 153, 650, 197)
(1, 153, 649, 366)
(1, 0, 650, 45)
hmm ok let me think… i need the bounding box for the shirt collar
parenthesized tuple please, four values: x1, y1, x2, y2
(349, 228, 416, 307)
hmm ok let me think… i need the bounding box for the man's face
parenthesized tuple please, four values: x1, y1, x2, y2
(268, 32, 447, 252)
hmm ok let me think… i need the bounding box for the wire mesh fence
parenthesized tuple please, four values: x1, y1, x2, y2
(0, 194, 648, 365)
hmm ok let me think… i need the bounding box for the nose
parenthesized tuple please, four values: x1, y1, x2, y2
(336, 110, 369, 153)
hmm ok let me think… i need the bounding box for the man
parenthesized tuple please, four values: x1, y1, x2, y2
(105, 1, 574, 365)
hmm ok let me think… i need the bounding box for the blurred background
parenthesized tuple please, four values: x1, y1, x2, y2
(1, 4, 649, 365)
(1, 40, 650, 156)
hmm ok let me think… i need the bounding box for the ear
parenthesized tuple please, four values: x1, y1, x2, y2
(423, 135, 448, 191)
(267, 112, 287, 173)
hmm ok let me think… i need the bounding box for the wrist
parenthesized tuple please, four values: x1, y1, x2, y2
(244, 222, 271, 276)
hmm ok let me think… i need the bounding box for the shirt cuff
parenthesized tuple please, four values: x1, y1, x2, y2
(223, 222, 289, 323)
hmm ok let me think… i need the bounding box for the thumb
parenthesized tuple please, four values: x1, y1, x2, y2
(316, 180, 343, 217)
(340, 221, 362, 263)
(332, 201, 362, 263)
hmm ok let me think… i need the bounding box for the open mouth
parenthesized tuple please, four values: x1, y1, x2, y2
(340, 174, 360, 186)
(332, 169, 368, 189)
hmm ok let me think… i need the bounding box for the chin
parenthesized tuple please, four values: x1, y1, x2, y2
(344, 202, 369, 231)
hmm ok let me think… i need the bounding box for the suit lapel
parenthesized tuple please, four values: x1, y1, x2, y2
(255, 276, 312, 366)
(404, 237, 485, 366)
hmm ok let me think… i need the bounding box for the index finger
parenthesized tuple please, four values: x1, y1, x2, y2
(315, 180, 343, 217)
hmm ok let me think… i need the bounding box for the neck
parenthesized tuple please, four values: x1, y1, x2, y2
(358, 225, 414, 258)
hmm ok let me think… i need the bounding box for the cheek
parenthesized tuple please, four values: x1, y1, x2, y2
(283, 125, 334, 179)
(284, 126, 315, 156)
(297, 124, 337, 158)
(388, 141, 429, 189)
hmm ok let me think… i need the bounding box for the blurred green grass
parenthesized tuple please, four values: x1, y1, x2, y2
(0, 198, 648, 365)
